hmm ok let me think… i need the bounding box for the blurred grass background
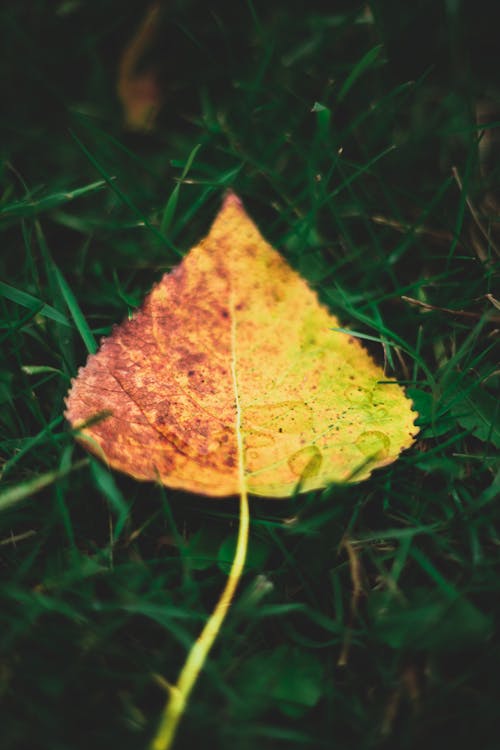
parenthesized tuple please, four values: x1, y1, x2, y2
(1, 1, 499, 748)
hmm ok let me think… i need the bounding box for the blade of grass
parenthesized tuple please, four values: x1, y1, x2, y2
(52, 264, 97, 355)
(1, 415, 64, 479)
(0, 459, 88, 512)
(328, 144, 396, 200)
(337, 43, 383, 101)
(0, 281, 71, 327)
(90, 458, 131, 542)
(0, 178, 108, 219)
(160, 144, 202, 235)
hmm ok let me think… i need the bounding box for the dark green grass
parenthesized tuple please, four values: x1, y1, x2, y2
(1, 2, 499, 748)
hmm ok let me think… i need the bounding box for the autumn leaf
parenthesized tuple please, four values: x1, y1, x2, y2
(65, 192, 418, 497)
(65, 191, 418, 749)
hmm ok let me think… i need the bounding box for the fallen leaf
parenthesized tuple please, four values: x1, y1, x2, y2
(65, 191, 420, 750)
(117, 3, 162, 132)
(65, 192, 418, 497)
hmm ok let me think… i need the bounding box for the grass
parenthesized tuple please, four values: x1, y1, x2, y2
(1, 2, 499, 749)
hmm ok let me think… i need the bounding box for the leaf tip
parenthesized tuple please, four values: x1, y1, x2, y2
(221, 190, 243, 211)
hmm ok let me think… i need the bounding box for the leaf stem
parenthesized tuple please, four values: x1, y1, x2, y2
(150, 487, 249, 749)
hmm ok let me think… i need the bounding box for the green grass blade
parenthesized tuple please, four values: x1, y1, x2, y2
(328, 144, 396, 200)
(52, 265, 97, 354)
(90, 459, 130, 541)
(0, 179, 108, 219)
(0, 459, 88, 512)
(160, 143, 202, 235)
(0, 280, 71, 326)
(337, 43, 383, 101)
(1, 415, 64, 479)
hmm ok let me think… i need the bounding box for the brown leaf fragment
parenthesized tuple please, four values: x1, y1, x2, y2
(65, 192, 418, 497)
(117, 3, 162, 132)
